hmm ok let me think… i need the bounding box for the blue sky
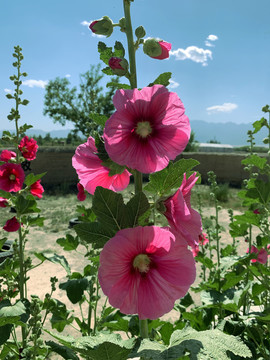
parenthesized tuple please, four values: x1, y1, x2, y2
(0, 0, 269, 132)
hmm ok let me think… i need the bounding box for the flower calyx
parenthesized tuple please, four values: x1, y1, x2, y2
(89, 16, 114, 37)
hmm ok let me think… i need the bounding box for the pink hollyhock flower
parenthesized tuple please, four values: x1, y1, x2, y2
(143, 39, 171, 60)
(98, 226, 196, 320)
(18, 136, 38, 160)
(152, 41, 172, 60)
(0, 197, 8, 208)
(247, 245, 268, 264)
(163, 173, 202, 247)
(104, 85, 190, 173)
(191, 232, 209, 257)
(30, 180, 44, 199)
(0, 163, 25, 192)
(77, 183, 86, 201)
(3, 217, 20, 232)
(72, 136, 131, 195)
(0, 150, 16, 162)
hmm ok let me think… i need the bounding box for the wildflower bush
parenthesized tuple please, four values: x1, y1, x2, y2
(0, 1, 270, 359)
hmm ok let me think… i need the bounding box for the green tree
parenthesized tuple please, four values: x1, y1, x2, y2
(43, 64, 118, 138)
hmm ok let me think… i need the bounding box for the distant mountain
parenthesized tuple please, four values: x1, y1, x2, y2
(190, 120, 268, 146)
(1, 121, 268, 146)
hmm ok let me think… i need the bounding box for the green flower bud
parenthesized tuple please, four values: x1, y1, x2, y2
(135, 26, 146, 39)
(89, 16, 113, 37)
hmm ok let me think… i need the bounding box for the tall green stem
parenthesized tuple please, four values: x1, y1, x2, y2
(123, 0, 148, 338)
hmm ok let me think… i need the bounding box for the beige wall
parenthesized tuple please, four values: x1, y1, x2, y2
(27, 148, 263, 187)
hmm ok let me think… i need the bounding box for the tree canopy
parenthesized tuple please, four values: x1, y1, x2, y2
(43, 64, 118, 137)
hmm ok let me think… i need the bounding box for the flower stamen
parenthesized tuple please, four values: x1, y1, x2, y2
(133, 254, 151, 273)
(135, 121, 152, 138)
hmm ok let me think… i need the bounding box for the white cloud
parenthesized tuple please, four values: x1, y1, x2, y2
(207, 34, 218, 41)
(170, 46, 212, 66)
(22, 80, 48, 89)
(4, 88, 12, 93)
(81, 20, 90, 27)
(65, 74, 71, 78)
(205, 40, 215, 47)
(206, 103, 238, 114)
(168, 79, 179, 89)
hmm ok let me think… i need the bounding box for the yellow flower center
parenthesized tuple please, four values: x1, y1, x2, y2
(133, 254, 151, 273)
(135, 121, 152, 138)
(9, 174, 16, 181)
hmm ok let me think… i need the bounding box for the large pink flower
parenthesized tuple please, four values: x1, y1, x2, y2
(98, 226, 196, 320)
(163, 173, 202, 247)
(18, 136, 38, 160)
(0, 150, 16, 162)
(0, 163, 25, 192)
(72, 137, 131, 195)
(103, 85, 190, 173)
(247, 245, 268, 264)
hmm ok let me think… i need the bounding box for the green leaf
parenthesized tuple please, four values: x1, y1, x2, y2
(233, 211, 261, 227)
(106, 82, 131, 90)
(89, 112, 108, 127)
(74, 222, 114, 248)
(102, 66, 114, 76)
(18, 123, 33, 133)
(45, 331, 135, 360)
(113, 41, 125, 57)
(126, 192, 150, 227)
(148, 72, 172, 87)
(49, 300, 74, 332)
(56, 234, 79, 251)
(46, 341, 79, 360)
(242, 154, 267, 170)
(195, 253, 214, 269)
(145, 158, 199, 196)
(37, 252, 71, 275)
(24, 172, 47, 186)
(102, 318, 130, 332)
(14, 195, 40, 215)
(0, 190, 11, 199)
(59, 278, 88, 304)
(98, 41, 113, 65)
(101, 159, 127, 176)
(92, 187, 129, 231)
(252, 117, 268, 133)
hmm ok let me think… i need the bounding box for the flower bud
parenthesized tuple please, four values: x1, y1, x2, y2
(89, 16, 113, 37)
(108, 57, 129, 76)
(135, 26, 146, 39)
(143, 38, 171, 60)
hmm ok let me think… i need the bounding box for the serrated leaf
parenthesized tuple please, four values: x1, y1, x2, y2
(45, 331, 135, 360)
(148, 72, 172, 87)
(74, 222, 114, 248)
(242, 154, 267, 170)
(106, 82, 131, 90)
(113, 41, 125, 57)
(126, 192, 150, 227)
(14, 195, 40, 215)
(37, 252, 71, 275)
(92, 187, 129, 231)
(144, 158, 199, 196)
(252, 117, 268, 133)
(59, 278, 88, 304)
(0, 190, 11, 199)
(24, 172, 47, 186)
(98, 41, 113, 65)
(56, 234, 79, 251)
(102, 66, 114, 76)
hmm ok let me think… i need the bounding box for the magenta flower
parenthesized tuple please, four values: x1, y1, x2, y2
(0, 197, 8, 208)
(104, 85, 190, 173)
(0, 163, 25, 192)
(152, 41, 172, 60)
(18, 136, 38, 161)
(3, 217, 21, 232)
(30, 180, 44, 199)
(98, 226, 196, 320)
(77, 183, 86, 202)
(72, 136, 131, 195)
(247, 245, 268, 264)
(108, 57, 128, 76)
(163, 173, 202, 247)
(0, 150, 16, 162)
(191, 232, 209, 257)
(143, 39, 171, 60)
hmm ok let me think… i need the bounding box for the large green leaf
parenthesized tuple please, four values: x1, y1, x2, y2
(56, 234, 79, 251)
(92, 187, 129, 231)
(126, 192, 150, 227)
(74, 222, 114, 248)
(14, 194, 40, 215)
(35, 252, 71, 275)
(45, 331, 135, 360)
(144, 158, 199, 196)
(98, 42, 113, 65)
(241, 154, 267, 170)
(46, 341, 79, 360)
(24, 172, 47, 186)
(148, 72, 172, 87)
(59, 278, 89, 304)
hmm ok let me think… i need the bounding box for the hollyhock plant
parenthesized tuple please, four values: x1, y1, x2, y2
(30, 180, 44, 199)
(98, 226, 196, 320)
(163, 172, 202, 247)
(0, 163, 25, 192)
(77, 183, 86, 201)
(247, 245, 268, 264)
(3, 216, 21, 232)
(89, 16, 113, 37)
(103, 85, 190, 173)
(0, 197, 8, 208)
(108, 57, 129, 76)
(0, 150, 16, 162)
(18, 136, 38, 161)
(72, 136, 131, 195)
(143, 39, 172, 60)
